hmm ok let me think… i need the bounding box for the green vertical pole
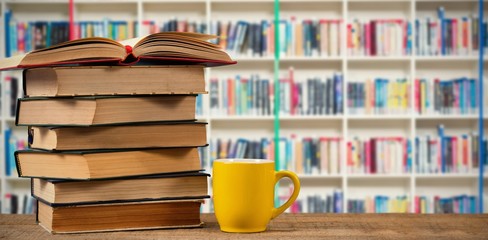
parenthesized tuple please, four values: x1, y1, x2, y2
(274, 0, 280, 170)
(273, 0, 281, 208)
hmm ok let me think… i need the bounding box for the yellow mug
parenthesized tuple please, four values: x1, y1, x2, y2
(213, 159, 300, 233)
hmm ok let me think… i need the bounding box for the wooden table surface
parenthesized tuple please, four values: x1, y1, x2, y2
(0, 213, 487, 239)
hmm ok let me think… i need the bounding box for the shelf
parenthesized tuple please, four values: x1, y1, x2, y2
(347, 174, 411, 179)
(347, 115, 411, 120)
(4, 176, 29, 181)
(233, 57, 274, 62)
(4, 117, 16, 122)
(415, 56, 478, 62)
(416, 115, 478, 120)
(280, 115, 343, 121)
(280, 56, 343, 62)
(298, 174, 343, 179)
(347, 56, 411, 62)
(210, 116, 274, 121)
(415, 174, 478, 179)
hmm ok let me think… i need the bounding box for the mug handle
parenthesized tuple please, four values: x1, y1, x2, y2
(271, 170, 300, 219)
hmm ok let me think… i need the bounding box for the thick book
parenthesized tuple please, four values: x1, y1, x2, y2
(17, 95, 197, 126)
(32, 172, 209, 205)
(36, 199, 204, 234)
(15, 147, 203, 179)
(0, 32, 235, 70)
(28, 122, 207, 151)
(23, 66, 206, 97)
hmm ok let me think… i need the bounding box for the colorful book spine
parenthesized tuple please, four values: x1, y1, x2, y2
(347, 137, 411, 174)
(283, 189, 343, 213)
(348, 77, 409, 115)
(416, 127, 480, 174)
(415, 77, 478, 115)
(211, 18, 342, 58)
(417, 7, 488, 56)
(348, 195, 409, 213)
(347, 19, 411, 56)
(415, 195, 477, 214)
(209, 75, 274, 116)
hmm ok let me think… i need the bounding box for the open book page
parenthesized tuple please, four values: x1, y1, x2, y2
(0, 54, 26, 70)
(119, 36, 147, 48)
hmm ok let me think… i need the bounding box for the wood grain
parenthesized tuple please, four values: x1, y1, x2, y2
(0, 213, 487, 239)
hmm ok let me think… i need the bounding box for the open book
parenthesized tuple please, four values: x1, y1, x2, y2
(0, 32, 235, 70)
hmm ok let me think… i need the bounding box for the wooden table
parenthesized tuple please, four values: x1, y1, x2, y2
(1, 213, 487, 239)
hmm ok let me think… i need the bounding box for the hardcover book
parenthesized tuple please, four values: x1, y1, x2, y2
(23, 66, 206, 97)
(0, 32, 235, 70)
(17, 95, 197, 126)
(15, 147, 203, 180)
(32, 172, 209, 205)
(36, 199, 204, 234)
(28, 122, 207, 151)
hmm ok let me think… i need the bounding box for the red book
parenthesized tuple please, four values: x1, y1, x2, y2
(370, 20, 377, 56)
(414, 79, 420, 114)
(462, 18, 468, 53)
(371, 138, 377, 174)
(347, 142, 353, 173)
(365, 23, 371, 56)
(415, 196, 420, 213)
(452, 19, 458, 55)
(365, 140, 371, 174)
(228, 78, 234, 115)
(347, 24, 353, 53)
(0, 32, 236, 70)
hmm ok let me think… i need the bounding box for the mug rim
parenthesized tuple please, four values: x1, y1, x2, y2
(214, 158, 274, 164)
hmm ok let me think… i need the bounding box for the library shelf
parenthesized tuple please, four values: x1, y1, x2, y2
(280, 116, 343, 121)
(210, 116, 274, 121)
(346, 56, 411, 62)
(347, 174, 411, 180)
(415, 174, 478, 179)
(347, 115, 412, 120)
(297, 174, 343, 180)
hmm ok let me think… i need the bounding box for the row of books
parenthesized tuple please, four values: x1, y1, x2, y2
(416, 7, 487, 56)
(208, 138, 275, 169)
(348, 195, 409, 213)
(210, 18, 342, 58)
(5, 14, 206, 56)
(347, 78, 410, 115)
(209, 75, 274, 116)
(414, 195, 478, 214)
(4, 129, 27, 176)
(286, 191, 344, 213)
(347, 137, 411, 174)
(416, 125, 485, 174)
(347, 19, 412, 57)
(3, 194, 37, 215)
(279, 70, 344, 116)
(278, 136, 342, 175)
(415, 77, 478, 115)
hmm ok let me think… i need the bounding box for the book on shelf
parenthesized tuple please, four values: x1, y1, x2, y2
(0, 32, 235, 70)
(15, 147, 203, 180)
(209, 74, 274, 116)
(210, 18, 342, 58)
(416, 125, 482, 174)
(280, 136, 342, 175)
(4, 75, 20, 117)
(23, 66, 205, 97)
(4, 193, 37, 214)
(5, 11, 207, 56)
(4, 128, 28, 177)
(16, 95, 198, 126)
(32, 172, 209, 205)
(28, 122, 207, 151)
(348, 77, 409, 115)
(348, 195, 409, 213)
(416, 7, 488, 56)
(414, 195, 477, 214)
(347, 19, 412, 57)
(210, 137, 274, 162)
(347, 137, 411, 174)
(414, 77, 477, 115)
(280, 68, 343, 116)
(37, 199, 204, 234)
(284, 190, 343, 213)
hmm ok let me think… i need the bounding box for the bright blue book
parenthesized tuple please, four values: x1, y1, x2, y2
(407, 139, 412, 173)
(407, 22, 412, 55)
(469, 78, 476, 112)
(334, 191, 343, 213)
(438, 124, 446, 173)
(4, 129, 11, 176)
(5, 10, 12, 57)
(469, 196, 476, 213)
(459, 78, 465, 114)
(437, 7, 446, 55)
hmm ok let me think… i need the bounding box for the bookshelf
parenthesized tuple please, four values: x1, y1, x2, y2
(0, 0, 486, 214)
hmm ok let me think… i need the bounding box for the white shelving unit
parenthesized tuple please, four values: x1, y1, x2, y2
(0, 0, 486, 214)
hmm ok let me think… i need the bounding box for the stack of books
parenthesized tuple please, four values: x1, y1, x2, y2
(0, 32, 234, 233)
